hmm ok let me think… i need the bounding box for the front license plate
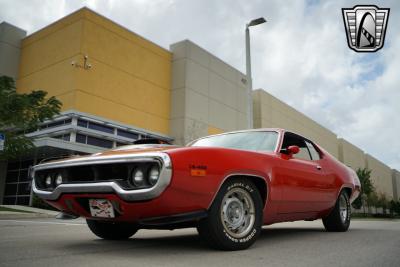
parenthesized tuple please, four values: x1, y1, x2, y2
(89, 199, 115, 218)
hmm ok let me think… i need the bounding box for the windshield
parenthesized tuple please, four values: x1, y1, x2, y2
(190, 131, 278, 152)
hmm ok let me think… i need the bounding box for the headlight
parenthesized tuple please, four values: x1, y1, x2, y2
(148, 165, 160, 186)
(55, 173, 63, 186)
(45, 175, 52, 187)
(130, 169, 145, 187)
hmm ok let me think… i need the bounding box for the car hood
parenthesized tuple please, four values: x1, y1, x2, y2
(35, 144, 275, 168)
(36, 144, 181, 167)
(93, 144, 181, 156)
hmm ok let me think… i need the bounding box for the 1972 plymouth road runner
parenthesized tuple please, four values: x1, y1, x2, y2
(32, 129, 361, 250)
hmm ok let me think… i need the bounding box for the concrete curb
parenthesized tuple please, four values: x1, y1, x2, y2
(0, 205, 58, 219)
(0, 211, 56, 219)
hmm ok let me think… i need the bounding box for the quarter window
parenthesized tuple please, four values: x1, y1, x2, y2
(305, 140, 321, 160)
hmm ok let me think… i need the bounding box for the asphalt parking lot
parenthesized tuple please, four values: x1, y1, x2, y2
(0, 218, 399, 267)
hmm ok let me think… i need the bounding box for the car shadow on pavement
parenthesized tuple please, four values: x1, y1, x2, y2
(61, 232, 210, 254)
(58, 226, 341, 255)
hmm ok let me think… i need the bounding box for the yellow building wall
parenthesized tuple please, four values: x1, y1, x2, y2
(208, 126, 224, 135)
(17, 15, 83, 111)
(16, 8, 171, 135)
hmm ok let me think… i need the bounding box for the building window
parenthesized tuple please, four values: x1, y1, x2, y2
(4, 159, 34, 205)
(117, 129, 139, 140)
(76, 133, 87, 144)
(87, 136, 113, 148)
(52, 134, 70, 141)
(40, 118, 72, 130)
(77, 119, 114, 134)
(88, 122, 114, 134)
(77, 119, 88, 128)
(76, 133, 113, 149)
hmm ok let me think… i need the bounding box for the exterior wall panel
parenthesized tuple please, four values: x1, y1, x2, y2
(170, 40, 248, 145)
(392, 170, 400, 200)
(16, 8, 171, 136)
(253, 89, 339, 158)
(0, 22, 26, 79)
(338, 138, 366, 171)
(366, 154, 394, 199)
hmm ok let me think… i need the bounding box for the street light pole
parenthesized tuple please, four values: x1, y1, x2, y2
(245, 17, 266, 129)
(245, 27, 252, 129)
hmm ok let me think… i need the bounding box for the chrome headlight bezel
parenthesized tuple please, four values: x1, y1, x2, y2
(31, 152, 173, 201)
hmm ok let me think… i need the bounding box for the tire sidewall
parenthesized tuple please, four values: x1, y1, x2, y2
(212, 179, 263, 248)
(341, 192, 351, 228)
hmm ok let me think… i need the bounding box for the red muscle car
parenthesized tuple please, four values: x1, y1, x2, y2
(32, 129, 361, 250)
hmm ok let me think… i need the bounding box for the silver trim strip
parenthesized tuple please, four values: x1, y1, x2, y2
(32, 152, 172, 202)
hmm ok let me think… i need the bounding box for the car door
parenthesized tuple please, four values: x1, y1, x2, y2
(276, 133, 332, 214)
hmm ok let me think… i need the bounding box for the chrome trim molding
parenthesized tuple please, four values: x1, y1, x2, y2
(32, 152, 172, 202)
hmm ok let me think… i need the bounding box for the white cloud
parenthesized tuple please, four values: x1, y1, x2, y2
(0, 0, 399, 169)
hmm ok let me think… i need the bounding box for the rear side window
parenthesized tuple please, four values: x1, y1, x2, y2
(305, 140, 321, 160)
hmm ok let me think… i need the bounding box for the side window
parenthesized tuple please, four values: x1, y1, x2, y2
(305, 140, 321, 160)
(281, 133, 311, 161)
(294, 140, 312, 161)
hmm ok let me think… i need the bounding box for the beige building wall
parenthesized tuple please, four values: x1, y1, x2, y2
(253, 89, 339, 158)
(338, 138, 366, 171)
(393, 170, 400, 200)
(366, 154, 393, 199)
(170, 40, 248, 145)
(0, 22, 26, 79)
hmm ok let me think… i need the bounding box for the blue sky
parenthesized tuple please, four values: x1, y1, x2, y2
(1, 0, 399, 170)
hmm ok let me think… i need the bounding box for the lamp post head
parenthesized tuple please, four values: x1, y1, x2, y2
(247, 17, 267, 27)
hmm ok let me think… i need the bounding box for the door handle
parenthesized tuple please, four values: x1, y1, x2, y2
(316, 165, 322, 170)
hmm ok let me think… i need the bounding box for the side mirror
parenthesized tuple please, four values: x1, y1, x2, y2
(287, 145, 300, 155)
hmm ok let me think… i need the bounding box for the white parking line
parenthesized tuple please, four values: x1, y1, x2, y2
(0, 219, 85, 226)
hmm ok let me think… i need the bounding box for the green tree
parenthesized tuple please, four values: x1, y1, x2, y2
(352, 168, 375, 213)
(0, 76, 61, 159)
(377, 193, 389, 215)
(389, 200, 396, 216)
(393, 199, 400, 215)
(366, 192, 379, 214)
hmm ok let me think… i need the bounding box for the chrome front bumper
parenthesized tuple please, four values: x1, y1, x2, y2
(32, 152, 172, 202)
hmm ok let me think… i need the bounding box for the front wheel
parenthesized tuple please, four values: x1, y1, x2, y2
(197, 178, 263, 250)
(322, 190, 351, 232)
(86, 219, 138, 240)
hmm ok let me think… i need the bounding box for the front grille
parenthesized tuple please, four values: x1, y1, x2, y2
(34, 161, 160, 191)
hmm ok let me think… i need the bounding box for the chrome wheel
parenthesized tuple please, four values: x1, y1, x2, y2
(220, 188, 255, 238)
(339, 194, 348, 223)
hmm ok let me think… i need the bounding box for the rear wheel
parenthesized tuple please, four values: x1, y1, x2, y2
(322, 190, 351, 232)
(86, 219, 138, 240)
(197, 178, 263, 250)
